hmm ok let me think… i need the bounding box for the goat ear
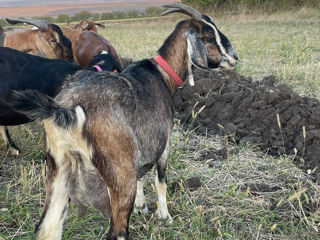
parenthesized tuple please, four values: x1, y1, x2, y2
(81, 22, 89, 30)
(185, 31, 208, 70)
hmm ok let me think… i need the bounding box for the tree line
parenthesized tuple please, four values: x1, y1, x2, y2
(182, 0, 320, 12)
(44, 6, 162, 24)
(0, 6, 163, 26)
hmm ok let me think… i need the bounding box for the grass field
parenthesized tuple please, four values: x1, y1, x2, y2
(1, 11, 320, 239)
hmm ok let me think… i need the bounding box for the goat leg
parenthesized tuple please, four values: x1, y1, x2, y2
(35, 153, 70, 240)
(0, 126, 20, 156)
(155, 139, 173, 223)
(133, 177, 149, 214)
(105, 161, 136, 240)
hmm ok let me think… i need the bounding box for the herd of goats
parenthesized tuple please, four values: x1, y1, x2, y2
(0, 3, 238, 240)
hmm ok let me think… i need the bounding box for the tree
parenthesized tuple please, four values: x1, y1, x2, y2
(126, 10, 140, 18)
(112, 11, 126, 19)
(56, 14, 69, 23)
(101, 12, 114, 20)
(73, 11, 92, 21)
(145, 6, 162, 16)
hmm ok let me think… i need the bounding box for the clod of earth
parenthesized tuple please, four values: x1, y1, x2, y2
(173, 68, 320, 172)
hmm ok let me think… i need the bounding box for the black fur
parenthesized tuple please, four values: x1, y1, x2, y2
(87, 51, 123, 72)
(0, 46, 121, 126)
(12, 90, 78, 129)
(48, 24, 72, 53)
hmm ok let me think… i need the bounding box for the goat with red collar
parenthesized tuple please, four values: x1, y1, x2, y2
(13, 4, 238, 240)
(0, 46, 121, 155)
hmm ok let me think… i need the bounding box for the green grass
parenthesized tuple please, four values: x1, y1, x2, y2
(1, 12, 320, 239)
(101, 14, 320, 97)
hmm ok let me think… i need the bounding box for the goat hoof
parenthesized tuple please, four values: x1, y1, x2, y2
(156, 210, 173, 224)
(133, 205, 149, 215)
(7, 146, 20, 156)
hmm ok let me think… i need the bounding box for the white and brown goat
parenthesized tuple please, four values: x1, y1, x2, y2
(13, 3, 238, 240)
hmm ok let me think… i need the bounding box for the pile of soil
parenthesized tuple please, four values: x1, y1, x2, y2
(173, 68, 320, 170)
(121, 58, 320, 170)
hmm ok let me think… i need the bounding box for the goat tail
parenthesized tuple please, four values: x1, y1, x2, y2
(12, 90, 85, 130)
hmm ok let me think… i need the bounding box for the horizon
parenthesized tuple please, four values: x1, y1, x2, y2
(0, 0, 177, 17)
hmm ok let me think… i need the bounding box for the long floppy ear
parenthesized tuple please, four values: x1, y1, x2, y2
(185, 31, 208, 69)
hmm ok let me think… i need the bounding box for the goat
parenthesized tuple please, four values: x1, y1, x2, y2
(0, 46, 122, 155)
(2, 18, 73, 62)
(61, 23, 122, 68)
(67, 19, 105, 33)
(13, 3, 238, 239)
(0, 18, 73, 154)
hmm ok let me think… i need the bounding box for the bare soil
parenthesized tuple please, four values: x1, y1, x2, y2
(173, 68, 320, 173)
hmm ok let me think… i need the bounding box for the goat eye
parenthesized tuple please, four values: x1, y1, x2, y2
(205, 32, 214, 38)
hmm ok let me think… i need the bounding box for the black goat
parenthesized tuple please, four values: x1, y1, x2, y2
(0, 46, 122, 155)
(13, 3, 238, 240)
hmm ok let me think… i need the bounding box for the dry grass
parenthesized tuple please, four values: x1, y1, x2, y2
(1, 10, 320, 239)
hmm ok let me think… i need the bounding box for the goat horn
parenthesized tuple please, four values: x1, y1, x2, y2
(95, 23, 105, 28)
(161, 3, 202, 20)
(5, 18, 49, 31)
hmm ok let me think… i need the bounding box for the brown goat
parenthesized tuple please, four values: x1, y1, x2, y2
(61, 25, 122, 68)
(67, 19, 105, 33)
(3, 18, 73, 61)
(13, 3, 238, 239)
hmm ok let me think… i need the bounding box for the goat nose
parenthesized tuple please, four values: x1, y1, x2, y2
(233, 51, 239, 61)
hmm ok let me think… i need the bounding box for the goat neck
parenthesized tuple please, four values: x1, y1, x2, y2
(5, 30, 40, 56)
(157, 21, 193, 94)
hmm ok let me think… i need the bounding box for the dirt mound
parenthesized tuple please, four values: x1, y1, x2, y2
(121, 58, 320, 170)
(173, 68, 320, 170)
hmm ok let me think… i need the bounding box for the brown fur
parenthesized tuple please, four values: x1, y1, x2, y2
(84, 105, 136, 237)
(13, 5, 238, 239)
(61, 26, 122, 68)
(67, 20, 105, 33)
(4, 25, 73, 61)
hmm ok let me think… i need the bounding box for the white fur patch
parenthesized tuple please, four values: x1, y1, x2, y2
(187, 60, 194, 86)
(134, 178, 149, 214)
(75, 106, 86, 129)
(0, 126, 7, 144)
(155, 175, 172, 223)
(36, 169, 70, 240)
(201, 18, 237, 66)
(100, 50, 108, 55)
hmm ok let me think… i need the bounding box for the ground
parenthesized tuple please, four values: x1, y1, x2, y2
(1, 14, 320, 239)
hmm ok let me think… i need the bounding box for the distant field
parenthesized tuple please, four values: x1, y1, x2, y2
(0, 1, 175, 17)
(1, 12, 320, 240)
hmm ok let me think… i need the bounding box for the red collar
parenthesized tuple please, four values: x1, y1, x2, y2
(154, 55, 183, 86)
